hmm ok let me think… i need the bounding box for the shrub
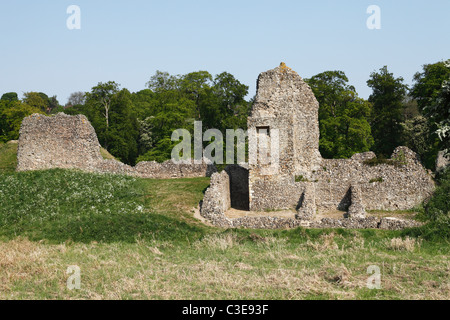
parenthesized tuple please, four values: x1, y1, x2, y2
(403, 169, 450, 241)
(425, 168, 450, 221)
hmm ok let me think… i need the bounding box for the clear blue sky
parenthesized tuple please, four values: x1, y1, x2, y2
(1, 0, 449, 104)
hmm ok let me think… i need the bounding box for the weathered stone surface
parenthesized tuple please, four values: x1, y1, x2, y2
(248, 63, 322, 211)
(351, 151, 376, 161)
(436, 150, 449, 172)
(17, 113, 103, 172)
(17, 113, 215, 179)
(378, 217, 422, 230)
(347, 185, 366, 219)
(295, 183, 316, 220)
(200, 171, 233, 228)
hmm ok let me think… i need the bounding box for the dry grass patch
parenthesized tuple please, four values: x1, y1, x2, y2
(386, 237, 422, 252)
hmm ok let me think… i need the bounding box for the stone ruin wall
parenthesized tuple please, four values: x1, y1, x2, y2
(200, 165, 423, 230)
(315, 148, 435, 212)
(249, 147, 435, 212)
(17, 113, 215, 179)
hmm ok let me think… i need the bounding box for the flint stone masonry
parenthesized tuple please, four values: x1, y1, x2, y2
(436, 151, 449, 172)
(200, 167, 423, 230)
(201, 63, 435, 230)
(17, 113, 215, 178)
(346, 185, 366, 219)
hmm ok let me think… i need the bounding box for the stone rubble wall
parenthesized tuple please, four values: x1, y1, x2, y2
(436, 151, 449, 172)
(17, 113, 215, 179)
(248, 63, 322, 211)
(200, 165, 423, 230)
(314, 147, 435, 212)
(248, 147, 435, 212)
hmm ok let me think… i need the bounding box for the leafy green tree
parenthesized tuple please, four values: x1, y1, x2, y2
(410, 60, 450, 164)
(306, 71, 373, 159)
(411, 61, 450, 113)
(212, 72, 249, 130)
(137, 137, 176, 163)
(1, 92, 18, 102)
(367, 66, 408, 157)
(431, 64, 450, 156)
(400, 115, 437, 168)
(146, 71, 179, 92)
(85, 81, 120, 130)
(84, 85, 139, 165)
(22, 92, 48, 113)
(131, 89, 157, 119)
(105, 89, 139, 165)
(179, 71, 213, 120)
(0, 100, 43, 141)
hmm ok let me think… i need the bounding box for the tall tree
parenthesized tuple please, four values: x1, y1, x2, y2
(411, 61, 450, 113)
(85, 81, 120, 130)
(428, 60, 450, 157)
(306, 71, 373, 159)
(367, 66, 408, 157)
(178, 71, 213, 120)
(406, 60, 450, 166)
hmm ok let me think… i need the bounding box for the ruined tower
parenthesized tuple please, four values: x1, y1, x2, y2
(248, 63, 322, 211)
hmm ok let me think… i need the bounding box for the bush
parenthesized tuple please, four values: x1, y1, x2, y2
(425, 168, 450, 221)
(403, 168, 450, 241)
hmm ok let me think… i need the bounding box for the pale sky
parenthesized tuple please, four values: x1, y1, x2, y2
(1, 0, 449, 103)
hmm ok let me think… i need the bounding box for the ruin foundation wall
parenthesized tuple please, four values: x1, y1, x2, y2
(17, 113, 215, 179)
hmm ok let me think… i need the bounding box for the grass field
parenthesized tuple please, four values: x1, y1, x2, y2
(0, 143, 449, 300)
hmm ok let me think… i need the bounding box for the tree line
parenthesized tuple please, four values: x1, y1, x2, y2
(1, 60, 449, 169)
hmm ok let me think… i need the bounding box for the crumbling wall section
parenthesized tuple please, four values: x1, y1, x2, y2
(313, 147, 435, 212)
(200, 171, 233, 227)
(17, 113, 103, 172)
(17, 113, 215, 179)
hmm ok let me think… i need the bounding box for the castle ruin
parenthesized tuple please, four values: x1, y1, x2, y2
(200, 63, 435, 230)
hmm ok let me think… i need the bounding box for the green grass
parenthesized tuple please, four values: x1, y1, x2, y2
(0, 145, 448, 299)
(0, 142, 18, 173)
(100, 147, 116, 160)
(0, 170, 209, 244)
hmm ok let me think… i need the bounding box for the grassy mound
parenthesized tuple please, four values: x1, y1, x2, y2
(0, 169, 209, 243)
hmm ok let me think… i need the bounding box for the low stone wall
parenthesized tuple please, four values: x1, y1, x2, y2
(17, 113, 215, 179)
(314, 147, 435, 211)
(249, 147, 435, 212)
(200, 165, 423, 230)
(200, 171, 232, 227)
